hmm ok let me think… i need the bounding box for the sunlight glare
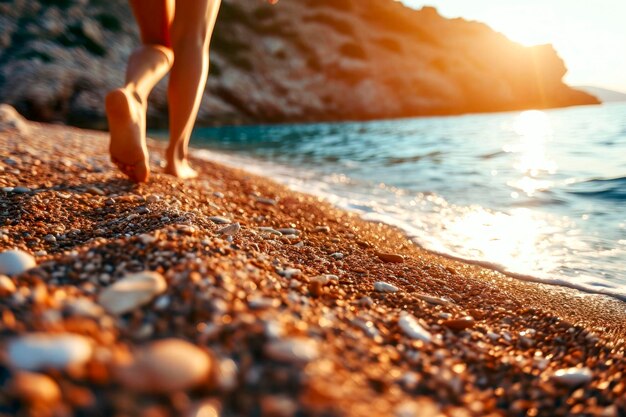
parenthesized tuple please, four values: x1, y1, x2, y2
(505, 110, 557, 196)
(444, 207, 560, 274)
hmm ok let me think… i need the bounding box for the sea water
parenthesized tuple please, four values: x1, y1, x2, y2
(186, 103, 626, 300)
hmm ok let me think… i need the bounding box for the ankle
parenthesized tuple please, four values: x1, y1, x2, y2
(166, 142, 188, 162)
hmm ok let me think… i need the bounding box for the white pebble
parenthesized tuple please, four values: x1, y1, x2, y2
(277, 268, 301, 279)
(65, 298, 103, 318)
(215, 358, 238, 391)
(255, 196, 277, 205)
(249, 296, 280, 309)
(98, 271, 167, 315)
(398, 312, 432, 343)
(416, 293, 451, 306)
(138, 233, 157, 245)
(154, 295, 171, 310)
(8, 333, 93, 371)
(0, 249, 36, 276)
(374, 281, 399, 293)
(258, 227, 282, 236)
(265, 338, 319, 364)
(217, 222, 240, 236)
(353, 319, 380, 339)
(551, 367, 592, 386)
(208, 216, 231, 224)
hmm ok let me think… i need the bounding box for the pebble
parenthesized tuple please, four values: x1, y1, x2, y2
(115, 339, 212, 393)
(0, 249, 36, 276)
(442, 316, 476, 331)
(265, 338, 319, 364)
(217, 222, 240, 236)
(0, 274, 16, 294)
(399, 372, 421, 390)
(551, 367, 593, 386)
(215, 358, 238, 391)
(259, 227, 282, 236)
(377, 253, 405, 263)
(374, 281, 399, 293)
(177, 224, 196, 236)
(8, 333, 93, 371)
(255, 196, 277, 205)
(213, 191, 225, 198)
(331, 252, 344, 260)
(12, 186, 31, 194)
(208, 216, 232, 224)
(65, 298, 103, 318)
(277, 228, 298, 236)
(9, 371, 61, 404)
(277, 268, 301, 279)
(249, 296, 280, 309)
(98, 271, 167, 315)
(154, 295, 171, 310)
(86, 186, 104, 196)
(138, 233, 157, 245)
(312, 274, 339, 285)
(398, 312, 432, 343)
(146, 194, 161, 203)
(358, 296, 374, 307)
(43, 234, 57, 243)
(314, 225, 330, 233)
(353, 319, 380, 339)
(416, 293, 451, 306)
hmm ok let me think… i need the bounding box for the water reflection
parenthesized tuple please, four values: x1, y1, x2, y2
(436, 111, 564, 280)
(505, 110, 558, 196)
(442, 206, 562, 276)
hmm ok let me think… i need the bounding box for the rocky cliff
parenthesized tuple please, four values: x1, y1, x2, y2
(0, 0, 599, 128)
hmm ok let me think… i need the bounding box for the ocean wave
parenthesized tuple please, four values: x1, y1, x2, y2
(566, 176, 626, 201)
(385, 151, 443, 166)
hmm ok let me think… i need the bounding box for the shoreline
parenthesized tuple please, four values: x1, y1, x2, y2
(1, 120, 625, 416)
(187, 138, 626, 303)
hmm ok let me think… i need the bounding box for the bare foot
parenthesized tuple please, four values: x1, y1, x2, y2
(105, 88, 150, 183)
(164, 156, 198, 179)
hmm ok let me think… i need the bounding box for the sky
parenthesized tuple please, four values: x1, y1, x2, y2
(402, 0, 626, 93)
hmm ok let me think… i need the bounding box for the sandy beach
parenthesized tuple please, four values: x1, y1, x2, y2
(0, 119, 625, 416)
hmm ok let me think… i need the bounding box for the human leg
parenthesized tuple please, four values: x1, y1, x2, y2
(165, 0, 221, 179)
(106, 0, 174, 183)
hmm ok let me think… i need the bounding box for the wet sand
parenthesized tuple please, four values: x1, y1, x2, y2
(0, 122, 624, 417)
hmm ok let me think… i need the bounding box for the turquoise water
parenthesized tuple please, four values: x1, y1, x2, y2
(187, 103, 626, 300)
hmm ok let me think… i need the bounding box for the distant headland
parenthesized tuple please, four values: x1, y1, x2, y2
(0, 0, 599, 128)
